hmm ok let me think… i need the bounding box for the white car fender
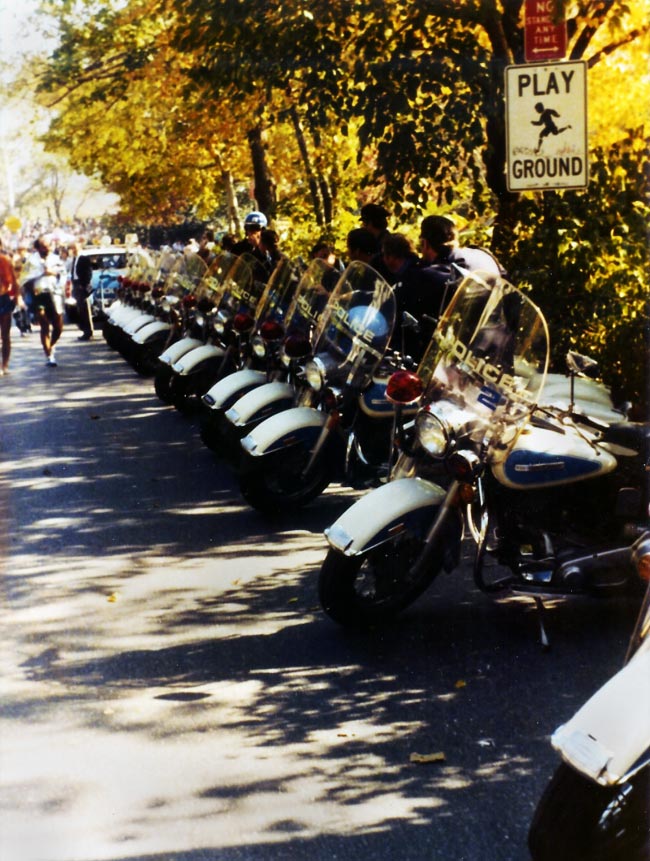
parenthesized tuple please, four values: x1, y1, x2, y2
(132, 321, 172, 346)
(226, 381, 295, 427)
(123, 313, 156, 335)
(203, 369, 268, 411)
(241, 406, 327, 457)
(325, 477, 447, 556)
(551, 642, 650, 786)
(159, 337, 203, 366)
(172, 343, 225, 375)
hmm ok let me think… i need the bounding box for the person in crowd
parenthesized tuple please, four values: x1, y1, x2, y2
(259, 228, 282, 271)
(346, 228, 379, 264)
(70, 243, 95, 341)
(220, 233, 237, 253)
(232, 211, 268, 264)
(360, 203, 390, 250)
(20, 237, 66, 366)
(418, 215, 503, 321)
(0, 241, 22, 374)
(379, 232, 431, 360)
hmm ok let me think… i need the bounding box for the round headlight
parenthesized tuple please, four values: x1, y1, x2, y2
(416, 409, 450, 458)
(214, 319, 225, 335)
(304, 358, 325, 392)
(252, 336, 267, 358)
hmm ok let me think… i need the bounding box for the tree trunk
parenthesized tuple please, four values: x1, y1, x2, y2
(222, 169, 241, 235)
(289, 106, 325, 227)
(247, 124, 276, 219)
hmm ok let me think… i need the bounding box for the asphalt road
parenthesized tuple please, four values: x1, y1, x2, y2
(0, 323, 640, 861)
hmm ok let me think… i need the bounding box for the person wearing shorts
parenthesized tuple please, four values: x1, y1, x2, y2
(21, 237, 66, 366)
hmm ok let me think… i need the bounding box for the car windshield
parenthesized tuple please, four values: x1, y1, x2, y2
(87, 253, 127, 270)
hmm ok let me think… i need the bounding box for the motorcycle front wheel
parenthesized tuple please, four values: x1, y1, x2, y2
(529, 762, 650, 861)
(318, 536, 439, 627)
(154, 365, 174, 404)
(239, 446, 331, 513)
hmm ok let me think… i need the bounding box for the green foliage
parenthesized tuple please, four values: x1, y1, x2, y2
(501, 128, 649, 414)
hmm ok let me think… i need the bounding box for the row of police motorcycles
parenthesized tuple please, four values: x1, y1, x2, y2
(104, 244, 649, 859)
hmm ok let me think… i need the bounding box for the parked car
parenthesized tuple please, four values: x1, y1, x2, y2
(65, 245, 129, 323)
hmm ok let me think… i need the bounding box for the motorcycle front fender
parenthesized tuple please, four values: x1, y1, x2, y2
(552, 643, 650, 786)
(123, 313, 156, 335)
(325, 477, 451, 557)
(226, 380, 295, 428)
(132, 321, 171, 345)
(240, 406, 327, 458)
(159, 337, 203, 366)
(202, 368, 268, 411)
(172, 344, 225, 375)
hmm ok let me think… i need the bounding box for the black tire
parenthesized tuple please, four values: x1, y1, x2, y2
(529, 762, 650, 861)
(239, 446, 331, 513)
(318, 535, 438, 627)
(154, 366, 174, 404)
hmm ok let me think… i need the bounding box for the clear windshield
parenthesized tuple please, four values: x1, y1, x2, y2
(163, 252, 209, 298)
(282, 257, 338, 339)
(311, 260, 396, 387)
(214, 252, 267, 322)
(253, 257, 302, 328)
(418, 271, 549, 455)
(126, 248, 156, 281)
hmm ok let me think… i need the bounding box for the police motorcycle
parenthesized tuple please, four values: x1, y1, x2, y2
(317, 270, 648, 631)
(529, 531, 650, 861)
(153, 251, 237, 404)
(199, 256, 336, 457)
(113, 249, 180, 362)
(159, 252, 268, 412)
(237, 260, 411, 512)
(103, 247, 159, 350)
(125, 251, 210, 375)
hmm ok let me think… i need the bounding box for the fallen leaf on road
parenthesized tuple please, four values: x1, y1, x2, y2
(455, 679, 467, 689)
(410, 752, 446, 764)
(107, 593, 119, 603)
(288, 597, 298, 603)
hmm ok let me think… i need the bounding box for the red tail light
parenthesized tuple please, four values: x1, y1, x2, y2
(233, 312, 255, 333)
(182, 294, 197, 307)
(386, 370, 424, 404)
(260, 320, 285, 341)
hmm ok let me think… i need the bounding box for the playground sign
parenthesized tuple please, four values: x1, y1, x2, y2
(505, 61, 588, 192)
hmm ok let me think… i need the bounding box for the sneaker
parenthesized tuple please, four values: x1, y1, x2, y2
(77, 334, 93, 341)
(46, 355, 58, 367)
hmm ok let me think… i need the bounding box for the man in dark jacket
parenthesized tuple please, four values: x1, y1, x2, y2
(71, 245, 94, 340)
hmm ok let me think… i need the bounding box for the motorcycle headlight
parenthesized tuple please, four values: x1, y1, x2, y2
(304, 357, 325, 392)
(416, 408, 451, 458)
(252, 336, 266, 358)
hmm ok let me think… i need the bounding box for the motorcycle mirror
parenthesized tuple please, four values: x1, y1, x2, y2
(566, 351, 600, 379)
(401, 311, 419, 330)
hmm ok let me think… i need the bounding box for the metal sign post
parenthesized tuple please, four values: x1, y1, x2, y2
(505, 61, 588, 192)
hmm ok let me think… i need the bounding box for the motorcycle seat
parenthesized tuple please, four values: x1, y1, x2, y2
(601, 422, 650, 453)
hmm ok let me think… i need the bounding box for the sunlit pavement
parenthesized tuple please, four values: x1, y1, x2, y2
(0, 325, 638, 861)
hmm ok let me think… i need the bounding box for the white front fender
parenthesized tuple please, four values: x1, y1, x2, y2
(241, 406, 327, 457)
(123, 313, 156, 335)
(172, 343, 225, 375)
(226, 381, 295, 427)
(132, 321, 171, 345)
(325, 477, 447, 556)
(552, 643, 650, 785)
(203, 369, 268, 411)
(159, 337, 203, 366)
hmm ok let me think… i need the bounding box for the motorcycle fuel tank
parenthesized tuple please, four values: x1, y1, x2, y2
(492, 424, 617, 490)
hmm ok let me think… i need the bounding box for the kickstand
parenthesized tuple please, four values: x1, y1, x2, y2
(534, 596, 551, 651)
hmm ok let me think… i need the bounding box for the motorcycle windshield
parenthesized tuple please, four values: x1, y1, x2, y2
(282, 257, 338, 339)
(195, 251, 235, 304)
(253, 257, 302, 329)
(214, 252, 266, 323)
(155, 249, 179, 287)
(126, 248, 156, 281)
(312, 260, 396, 387)
(164, 252, 209, 298)
(418, 271, 549, 455)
